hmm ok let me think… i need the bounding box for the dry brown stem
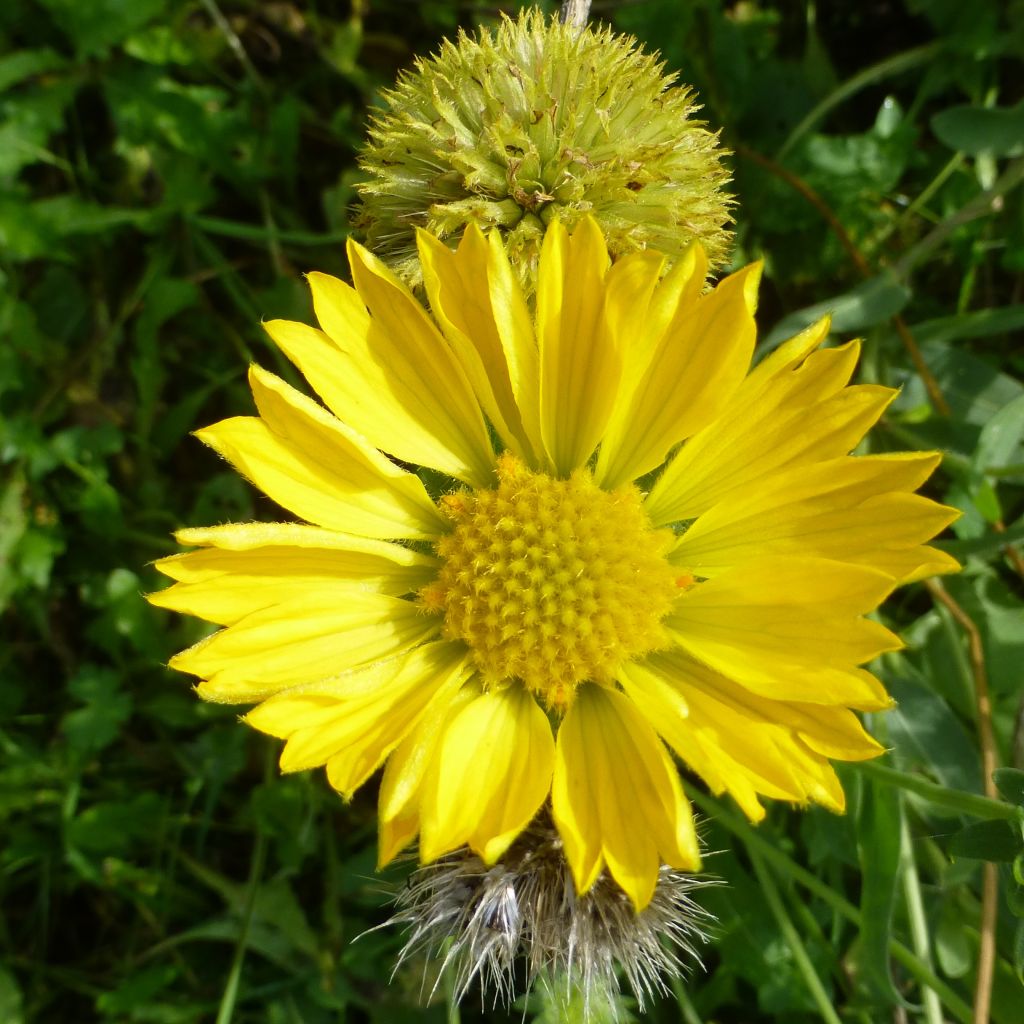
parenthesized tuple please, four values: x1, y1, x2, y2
(925, 579, 999, 1024)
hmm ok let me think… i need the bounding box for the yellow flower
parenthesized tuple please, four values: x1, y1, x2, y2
(151, 217, 959, 911)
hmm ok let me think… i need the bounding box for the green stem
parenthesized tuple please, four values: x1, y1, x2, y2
(899, 152, 965, 226)
(892, 157, 1024, 281)
(866, 152, 966, 256)
(214, 829, 268, 1024)
(442, 940, 461, 1024)
(685, 785, 974, 1024)
(193, 215, 351, 247)
(852, 761, 1019, 822)
(747, 846, 843, 1024)
(899, 810, 944, 1024)
(777, 42, 941, 160)
(670, 974, 704, 1024)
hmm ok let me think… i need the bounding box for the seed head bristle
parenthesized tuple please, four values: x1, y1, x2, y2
(385, 811, 716, 1017)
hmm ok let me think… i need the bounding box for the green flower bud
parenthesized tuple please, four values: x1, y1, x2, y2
(354, 9, 733, 286)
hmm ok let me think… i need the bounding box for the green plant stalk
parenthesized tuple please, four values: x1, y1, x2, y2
(193, 215, 351, 247)
(899, 152, 965, 227)
(747, 846, 844, 1024)
(899, 810, 944, 1024)
(892, 157, 1024, 281)
(868, 152, 966, 256)
(214, 829, 268, 1024)
(443, 950, 461, 1024)
(685, 784, 974, 1024)
(670, 974, 704, 1024)
(777, 42, 941, 159)
(852, 761, 1020, 822)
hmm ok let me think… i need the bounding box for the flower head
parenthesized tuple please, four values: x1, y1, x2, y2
(151, 217, 958, 911)
(355, 10, 732, 287)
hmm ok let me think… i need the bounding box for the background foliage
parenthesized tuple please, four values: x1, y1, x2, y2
(1, 1, 1023, 1021)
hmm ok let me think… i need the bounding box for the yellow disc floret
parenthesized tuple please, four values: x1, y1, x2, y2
(424, 454, 680, 709)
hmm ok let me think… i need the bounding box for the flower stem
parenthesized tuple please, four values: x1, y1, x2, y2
(214, 829, 267, 1024)
(559, 0, 591, 31)
(440, 938, 461, 1024)
(925, 579, 1000, 1024)
(685, 784, 975, 1024)
(670, 975, 704, 1024)
(852, 760, 1018, 821)
(747, 846, 844, 1024)
(900, 810, 944, 1024)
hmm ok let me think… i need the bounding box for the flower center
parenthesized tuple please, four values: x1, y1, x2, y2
(423, 454, 680, 709)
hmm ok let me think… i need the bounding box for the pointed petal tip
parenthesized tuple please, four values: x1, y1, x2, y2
(739, 259, 764, 308)
(376, 838, 402, 871)
(344, 234, 364, 264)
(416, 833, 454, 866)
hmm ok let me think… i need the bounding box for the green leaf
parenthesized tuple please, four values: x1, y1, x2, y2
(132, 276, 200, 442)
(891, 342, 1024, 465)
(763, 272, 911, 348)
(855, 775, 902, 1003)
(0, 80, 78, 179)
(931, 100, 1024, 156)
(0, 968, 24, 1024)
(0, 48, 66, 93)
(62, 665, 133, 757)
(34, 0, 169, 58)
(937, 517, 1024, 560)
(65, 793, 166, 857)
(910, 305, 1024, 348)
(95, 965, 178, 1017)
(920, 342, 1023, 427)
(0, 192, 149, 261)
(935, 900, 971, 978)
(949, 819, 1023, 863)
(994, 768, 1024, 807)
(0, 475, 28, 613)
(884, 674, 982, 801)
(973, 394, 1024, 476)
(123, 25, 202, 66)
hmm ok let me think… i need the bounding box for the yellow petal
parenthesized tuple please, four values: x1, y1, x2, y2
(418, 226, 539, 462)
(244, 641, 470, 799)
(168, 522, 433, 570)
(261, 318, 359, 427)
(150, 524, 437, 625)
(739, 315, 837, 399)
(551, 684, 700, 911)
(625, 244, 707, 377)
(420, 686, 554, 864)
(667, 557, 901, 709)
(277, 273, 492, 487)
(340, 241, 496, 486)
(537, 217, 620, 475)
(484, 229, 544, 460)
(171, 587, 439, 703)
(651, 649, 884, 762)
(901, 546, 962, 582)
(618, 659, 770, 820)
(673, 456, 961, 580)
(596, 260, 762, 489)
(645, 321, 898, 523)
(623, 651, 880, 819)
(377, 681, 480, 867)
(196, 366, 445, 540)
(599, 247, 670, 389)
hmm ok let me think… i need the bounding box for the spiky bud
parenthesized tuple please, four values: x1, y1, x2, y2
(385, 813, 715, 1017)
(355, 9, 733, 286)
